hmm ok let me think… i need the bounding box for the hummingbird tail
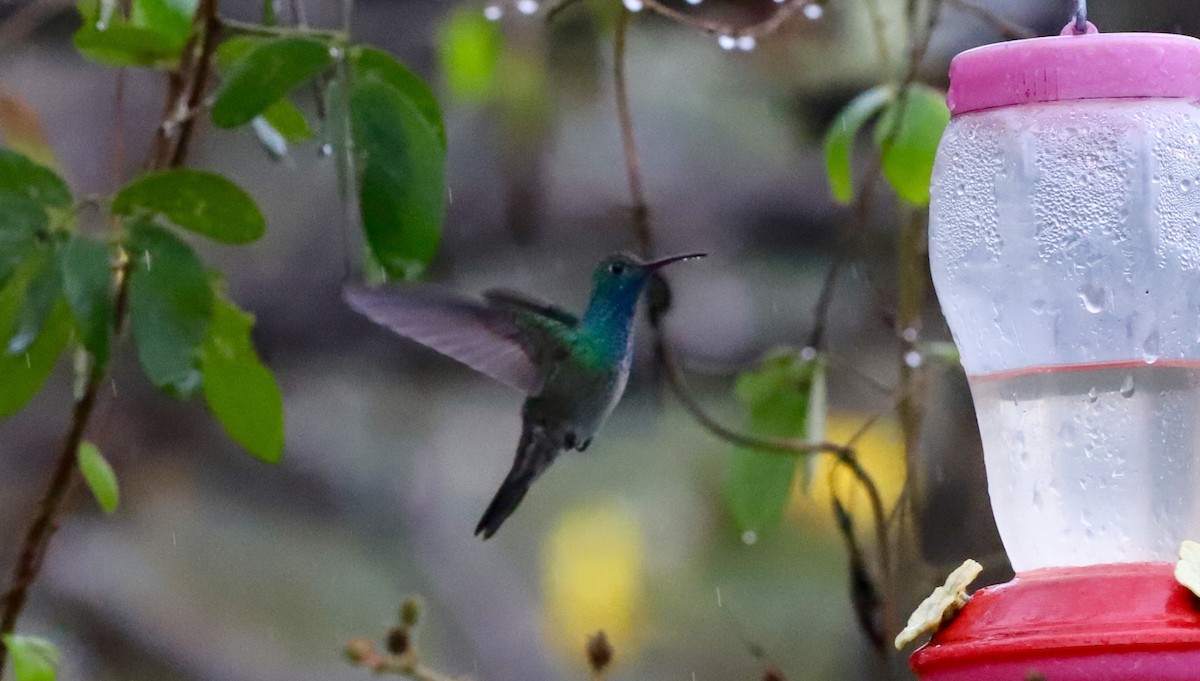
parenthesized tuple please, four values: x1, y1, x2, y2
(475, 424, 559, 539)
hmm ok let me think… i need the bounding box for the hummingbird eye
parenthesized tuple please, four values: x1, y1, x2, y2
(608, 262, 626, 276)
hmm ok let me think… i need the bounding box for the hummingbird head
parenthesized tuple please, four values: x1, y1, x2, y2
(586, 251, 706, 317)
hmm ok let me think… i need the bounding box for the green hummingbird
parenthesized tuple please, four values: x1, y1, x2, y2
(344, 251, 705, 538)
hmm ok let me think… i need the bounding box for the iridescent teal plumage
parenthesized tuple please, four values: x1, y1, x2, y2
(344, 251, 704, 538)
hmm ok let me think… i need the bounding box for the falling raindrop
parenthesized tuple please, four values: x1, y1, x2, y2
(904, 350, 923, 368)
(741, 530, 758, 545)
(483, 4, 503, 20)
(1120, 374, 1136, 398)
(803, 3, 824, 19)
(736, 35, 756, 51)
(800, 346, 817, 361)
(623, 0, 644, 10)
(717, 34, 736, 50)
(902, 327, 918, 343)
(517, 0, 539, 14)
(328, 46, 343, 59)
(1087, 386, 1098, 403)
(319, 143, 334, 157)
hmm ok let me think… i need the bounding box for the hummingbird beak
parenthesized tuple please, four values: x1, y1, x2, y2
(644, 252, 707, 271)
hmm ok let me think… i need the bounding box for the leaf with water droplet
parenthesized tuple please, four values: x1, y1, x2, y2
(874, 84, 950, 206)
(823, 85, 894, 204)
(211, 37, 332, 128)
(0, 258, 70, 418)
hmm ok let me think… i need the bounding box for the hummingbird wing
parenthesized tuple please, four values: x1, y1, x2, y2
(482, 288, 580, 327)
(344, 284, 572, 395)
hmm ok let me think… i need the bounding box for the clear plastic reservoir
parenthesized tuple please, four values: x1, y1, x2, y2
(929, 99, 1200, 571)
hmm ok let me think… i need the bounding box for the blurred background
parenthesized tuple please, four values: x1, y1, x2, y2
(2, 0, 1199, 679)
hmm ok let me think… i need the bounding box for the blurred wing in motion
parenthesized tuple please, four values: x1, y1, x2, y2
(483, 288, 580, 327)
(344, 284, 572, 395)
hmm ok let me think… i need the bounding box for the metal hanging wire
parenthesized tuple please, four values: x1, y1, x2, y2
(1071, 0, 1088, 34)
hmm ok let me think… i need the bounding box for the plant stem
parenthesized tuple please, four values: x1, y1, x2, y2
(0, 0, 221, 672)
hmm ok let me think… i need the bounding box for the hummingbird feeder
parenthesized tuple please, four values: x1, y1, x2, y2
(912, 1, 1200, 678)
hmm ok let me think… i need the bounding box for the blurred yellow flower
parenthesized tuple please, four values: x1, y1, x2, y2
(788, 413, 907, 532)
(542, 503, 644, 664)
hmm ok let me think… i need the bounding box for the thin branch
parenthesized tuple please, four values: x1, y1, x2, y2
(640, 0, 810, 39)
(216, 16, 343, 39)
(944, 0, 1036, 40)
(0, 0, 222, 673)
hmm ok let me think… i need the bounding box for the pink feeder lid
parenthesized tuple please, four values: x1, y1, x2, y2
(947, 22, 1200, 116)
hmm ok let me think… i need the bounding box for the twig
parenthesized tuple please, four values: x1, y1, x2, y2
(944, 0, 1036, 40)
(216, 16, 344, 39)
(640, 0, 810, 39)
(0, 0, 222, 673)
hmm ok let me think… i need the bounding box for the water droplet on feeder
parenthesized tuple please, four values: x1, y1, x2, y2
(1143, 330, 1160, 364)
(1078, 283, 1105, 313)
(1120, 374, 1136, 398)
(803, 3, 824, 19)
(517, 0, 538, 14)
(483, 4, 503, 20)
(1087, 386, 1099, 403)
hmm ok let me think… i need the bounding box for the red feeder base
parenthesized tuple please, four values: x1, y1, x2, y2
(910, 562, 1200, 680)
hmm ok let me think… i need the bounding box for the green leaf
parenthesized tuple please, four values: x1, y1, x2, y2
(2, 634, 59, 681)
(874, 84, 950, 206)
(74, 0, 196, 67)
(0, 149, 71, 208)
(0, 195, 48, 291)
(438, 8, 503, 102)
(129, 0, 197, 46)
(60, 236, 114, 371)
(0, 262, 71, 418)
(77, 441, 119, 513)
(112, 169, 265, 244)
(724, 350, 819, 535)
(211, 37, 332, 128)
(126, 220, 213, 395)
(823, 85, 894, 204)
(350, 79, 446, 279)
(260, 99, 313, 143)
(202, 296, 284, 462)
(7, 251, 62, 356)
(351, 46, 445, 148)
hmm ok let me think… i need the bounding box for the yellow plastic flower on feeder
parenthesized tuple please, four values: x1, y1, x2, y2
(1175, 540, 1200, 597)
(543, 503, 643, 663)
(895, 559, 983, 650)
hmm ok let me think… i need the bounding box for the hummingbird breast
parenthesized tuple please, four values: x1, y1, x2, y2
(524, 334, 633, 447)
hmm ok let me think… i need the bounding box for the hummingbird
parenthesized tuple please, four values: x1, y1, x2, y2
(344, 251, 705, 539)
